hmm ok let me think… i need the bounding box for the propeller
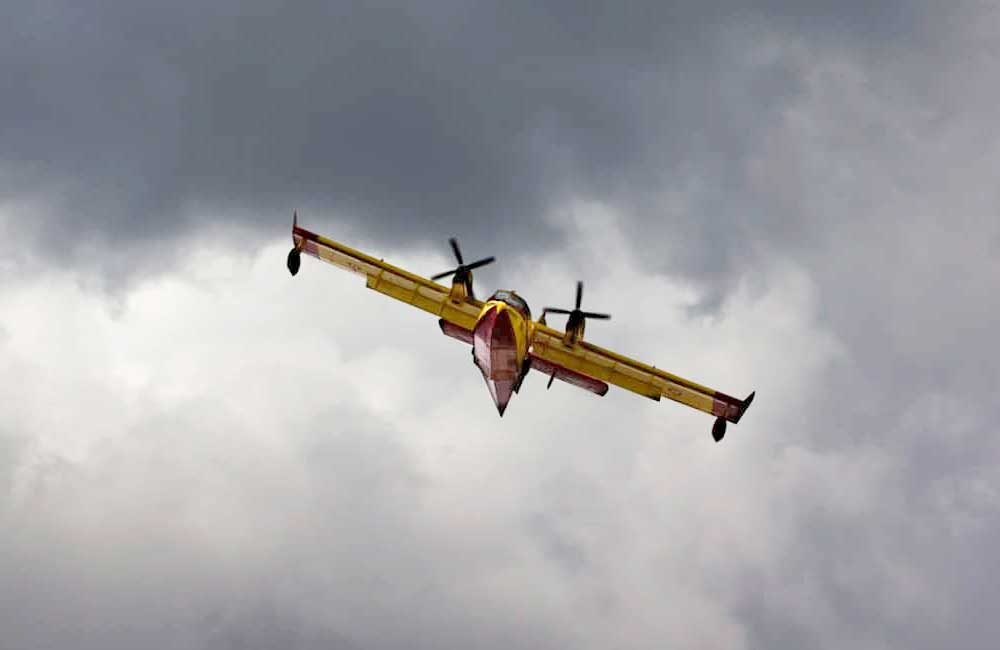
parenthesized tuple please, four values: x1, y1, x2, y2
(542, 281, 611, 327)
(431, 238, 495, 299)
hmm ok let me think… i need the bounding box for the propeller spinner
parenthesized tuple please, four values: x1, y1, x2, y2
(431, 238, 495, 300)
(542, 281, 610, 344)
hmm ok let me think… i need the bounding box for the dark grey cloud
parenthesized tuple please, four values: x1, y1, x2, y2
(2, 0, 940, 272)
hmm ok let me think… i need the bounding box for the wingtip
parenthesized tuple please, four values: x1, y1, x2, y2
(731, 390, 756, 424)
(293, 210, 297, 228)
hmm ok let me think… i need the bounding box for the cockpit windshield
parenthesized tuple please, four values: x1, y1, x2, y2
(490, 290, 531, 318)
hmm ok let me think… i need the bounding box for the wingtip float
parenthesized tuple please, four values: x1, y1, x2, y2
(288, 212, 755, 443)
(287, 210, 302, 276)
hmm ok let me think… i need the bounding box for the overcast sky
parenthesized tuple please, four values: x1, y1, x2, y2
(2, 2, 999, 648)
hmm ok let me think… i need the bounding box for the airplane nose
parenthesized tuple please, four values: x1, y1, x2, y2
(485, 376, 515, 416)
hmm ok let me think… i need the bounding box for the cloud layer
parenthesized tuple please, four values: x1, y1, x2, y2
(3, 2, 999, 648)
(1, 2, 947, 270)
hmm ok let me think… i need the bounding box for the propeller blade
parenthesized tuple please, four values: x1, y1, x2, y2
(579, 311, 610, 320)
(542, 307, 573, 315)
(463, 256, 495, 272)
(575, 281, 583, 309)
(434, 238, 495, 291)
(449, 238, 464, 265)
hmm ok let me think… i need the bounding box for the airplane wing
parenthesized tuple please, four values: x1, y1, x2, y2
(529, 322, 754, 428)
(292, 221, 483, 331)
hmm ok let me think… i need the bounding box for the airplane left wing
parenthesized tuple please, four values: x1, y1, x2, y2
(529, 322, 754, 439)
(292, 222, 483, 331)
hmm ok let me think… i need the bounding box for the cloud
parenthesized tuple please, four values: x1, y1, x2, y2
(3, 2, 1000, 648)
(2, 205, 994, 648)
(0, 221, 774, 648)
(1, 1, 944, 277)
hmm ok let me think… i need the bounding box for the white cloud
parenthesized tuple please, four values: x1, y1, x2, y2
(0, 209, 870, 649)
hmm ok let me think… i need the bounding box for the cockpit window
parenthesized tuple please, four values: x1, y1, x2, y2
(490, 290, 531, 318)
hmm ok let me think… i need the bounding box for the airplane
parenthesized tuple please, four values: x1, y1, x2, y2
(286, 212, 754, 442)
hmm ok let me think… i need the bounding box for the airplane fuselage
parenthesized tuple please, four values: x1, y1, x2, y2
(471, 294, 532, 415)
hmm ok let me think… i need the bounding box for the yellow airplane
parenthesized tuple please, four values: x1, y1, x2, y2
(287, 213, 754, 442)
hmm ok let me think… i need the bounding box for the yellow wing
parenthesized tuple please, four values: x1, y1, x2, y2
(291, 220, 483, 331)
(529, 322, 754, 426)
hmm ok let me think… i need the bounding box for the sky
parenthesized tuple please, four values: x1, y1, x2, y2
(1, 1, 999, 648)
